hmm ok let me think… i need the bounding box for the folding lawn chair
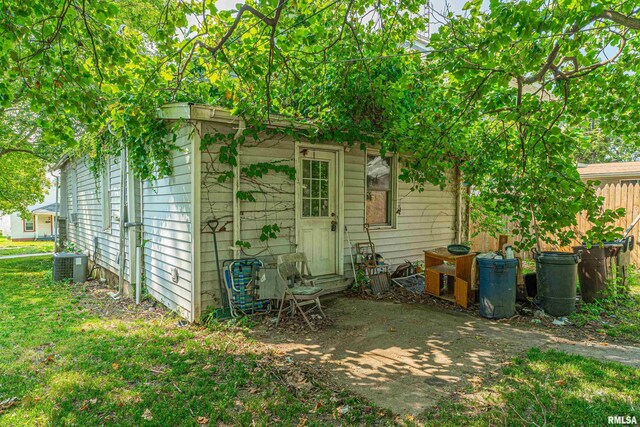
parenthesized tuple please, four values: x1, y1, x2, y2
(222, 258, 271, 318)
(276, 253, 326, 330)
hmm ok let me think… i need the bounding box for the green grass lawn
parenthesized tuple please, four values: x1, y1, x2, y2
(423, 348, 640, 426)
(2, 256, 639, 426)
(0, 256, 393, 426)
(0, 236, 53, 256)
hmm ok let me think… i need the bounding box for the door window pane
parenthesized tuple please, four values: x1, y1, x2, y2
(311, 199, 320, 216)
(302, 159, 330, 218)
(303, 160, 310, 177)
(303, 179, 311, 197)
(320, 162, 328, 179)
(320, 179, 328, 198)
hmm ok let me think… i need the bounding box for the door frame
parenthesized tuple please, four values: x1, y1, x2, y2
(294, 142, 345, 276)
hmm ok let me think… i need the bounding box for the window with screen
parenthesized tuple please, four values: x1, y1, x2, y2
(302, 159, 330, 217)
(366, 154, 395, 226)
(24, 218, 35, 232)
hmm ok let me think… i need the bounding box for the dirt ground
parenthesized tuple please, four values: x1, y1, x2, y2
(255, 297, 640, 416)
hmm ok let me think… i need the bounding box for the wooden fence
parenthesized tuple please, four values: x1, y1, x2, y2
(470, 183, 640, 266)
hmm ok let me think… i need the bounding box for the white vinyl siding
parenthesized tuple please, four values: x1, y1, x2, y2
(199, 123, 297, 311)
(61, 125, 195, 321)
(142, 123, 194, 320)
(62, 158, 122, 277)
(199, 120, 457, 310)
(344, 148, 457, 271)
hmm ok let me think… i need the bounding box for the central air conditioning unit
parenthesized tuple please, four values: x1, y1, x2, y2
(53, 252, 89, 283)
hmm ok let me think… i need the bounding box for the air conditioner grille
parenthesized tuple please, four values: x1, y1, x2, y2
(53, 253, 75, 281)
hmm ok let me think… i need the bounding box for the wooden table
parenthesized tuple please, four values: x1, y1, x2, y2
(424, 248, 476, 308)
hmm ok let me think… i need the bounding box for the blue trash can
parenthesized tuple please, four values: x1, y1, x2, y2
(477, 258, 518, 319)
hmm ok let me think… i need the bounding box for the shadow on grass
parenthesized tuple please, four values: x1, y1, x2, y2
(423, 348, 640, 426)
(0, 257, 388, 426)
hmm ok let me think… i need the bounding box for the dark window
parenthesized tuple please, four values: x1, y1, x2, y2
(366, 154, 394, 226)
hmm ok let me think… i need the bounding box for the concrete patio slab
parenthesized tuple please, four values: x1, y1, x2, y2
(258, 298, 640, 416)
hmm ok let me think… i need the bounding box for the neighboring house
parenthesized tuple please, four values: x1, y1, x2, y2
(0, 183, 58, 241)
(55, 104, 462, 322)
(578, 161, 640, 186)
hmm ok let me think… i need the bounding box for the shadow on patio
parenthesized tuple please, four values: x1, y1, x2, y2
(256, 297, 640, 416)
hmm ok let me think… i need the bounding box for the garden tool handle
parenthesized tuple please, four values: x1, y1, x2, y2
(206, 219, 219, 233)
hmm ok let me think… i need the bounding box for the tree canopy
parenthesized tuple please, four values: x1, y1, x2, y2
(2, 0, 639, 248)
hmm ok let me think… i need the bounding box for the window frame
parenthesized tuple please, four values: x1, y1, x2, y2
(365, 149, 398, 229)
(23, 218, 35, 232)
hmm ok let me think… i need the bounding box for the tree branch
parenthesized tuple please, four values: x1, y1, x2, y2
(597, 10, 640, 30)
(196, 1, 286, 58)
(0, 148, 48, 161)
(523, 43, 561, 84)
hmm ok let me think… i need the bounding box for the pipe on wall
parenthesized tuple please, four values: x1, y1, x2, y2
(118, 149, 127, 295)
(53, 174, 60, 253)
(454, 165, 463, 244)
(232, 118, 246, 259)
(135, 246, 142, 304)
(138, 179, 144, 303)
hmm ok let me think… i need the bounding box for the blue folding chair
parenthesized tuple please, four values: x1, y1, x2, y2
(222, 258, 271, 318)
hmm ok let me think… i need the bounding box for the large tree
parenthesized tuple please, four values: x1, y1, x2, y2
(2, 0, 640, 248)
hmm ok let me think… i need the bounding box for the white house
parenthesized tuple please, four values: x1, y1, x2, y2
(55, 104, 464, 322)
(0, 181, 58, 241)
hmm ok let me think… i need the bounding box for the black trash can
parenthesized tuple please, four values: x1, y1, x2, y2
(535, 251, 580, 317)
(478, 258, 518, 319)
(573, 246, 606, 303)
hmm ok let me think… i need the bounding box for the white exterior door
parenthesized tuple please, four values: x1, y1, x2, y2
(299, 150, 338, 276)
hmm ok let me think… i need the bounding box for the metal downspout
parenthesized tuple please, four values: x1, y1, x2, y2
(232, 118, 245, 259)
(118, 149, 127, 295)
(53, 174, 59, 253)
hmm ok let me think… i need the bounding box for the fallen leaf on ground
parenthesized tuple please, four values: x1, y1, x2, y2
(142, 408, 153, 421)
(554, 380, 566, 386)
(0, 397, 19, 410)
(337, 405, 350, 416)
(112, 363, 120, 370)
(196, 416, 209, 424)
